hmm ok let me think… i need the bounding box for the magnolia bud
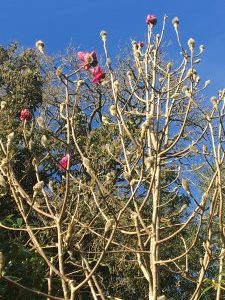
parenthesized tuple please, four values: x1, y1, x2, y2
(130, 179, 136, 186)
(35, 40, 45, 54)
(100, 30, 107, 41)
(48, 180, 54, 193)
(182, 179, 190, 195)
(7, 132, 14, 150)
(28, 139, 34, 150)
(188, 38, 195, 52)
(201, 192, 208, 206)
(82, 157, 91, 172)
(145, 156, 154, 170)
(127, 70, 133, 79)
(187, 68, 193, 78)
(187, 68, 197, 78)
(172, 17, 179, 29)
(202, 144, 208, 154)
(167, 62, 173, 72)
(32, 158, 38, 167)
(104, 218, 114, 234)
(33, 181, 44, 198)
(199, 45, 205, 54)
(113, 80, 119, 88)
(182, 86, 188, 93)
(59, 103, 65, 113)
(204, 80, 210, 87)
(56, 67, 62, 79)
(106, 58, 111, 66)
(110, 105, 117, 116)
(106, 171, 116, 182)
(189, 144, 198, 153)
(33, 181, 44, 191)
(102, 115, 110, 125)
(0, 101, 6, 110)
(76, 80, 84, 89)
(211, 96, 218, 111)
(0, 158, 7, 169)
(195, 76, 200, 83)
(124, 171, 132, 182)
(41, 135, 48, 148)
(37, 116, 45, 128)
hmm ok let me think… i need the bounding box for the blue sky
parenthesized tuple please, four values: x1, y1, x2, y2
(1, 0, 224, 95)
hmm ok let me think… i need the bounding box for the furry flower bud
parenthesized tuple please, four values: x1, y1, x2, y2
(172, 17, 179, 29)
(35, 40, 45, 54)
(211, 96, 218, 111)
(37, 116, 45, 128)
(0, 101, 6, 110)
(100, 30, 107, 41)
(188, 38, 195, 52)
(7, 132, 14, 150)
(110, 105, 117, 116)
(41, 135, 48, 148)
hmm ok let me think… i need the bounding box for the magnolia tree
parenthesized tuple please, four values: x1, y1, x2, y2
(0, 13, 225, 300)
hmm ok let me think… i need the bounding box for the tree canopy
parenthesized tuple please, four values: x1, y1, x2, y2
(0, 15, 225, 300)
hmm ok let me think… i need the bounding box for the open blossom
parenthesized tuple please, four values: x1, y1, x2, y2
(20, 109, 32, 121)
(59, 154, 70, 170)
(91, 66, 106, 84)
(77, 51, 98, 70)
(146, 14, 157, 26)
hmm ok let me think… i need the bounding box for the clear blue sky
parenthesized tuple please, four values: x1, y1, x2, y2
(1, 0, 224, 95)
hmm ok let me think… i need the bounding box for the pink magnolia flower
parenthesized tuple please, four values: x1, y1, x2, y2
(146, 14, 157, 26)
(77, 51, 98, 70)
(91, 66, 106, 84)
(59, 154, 70, 170)
(20, 109, 32, 121)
